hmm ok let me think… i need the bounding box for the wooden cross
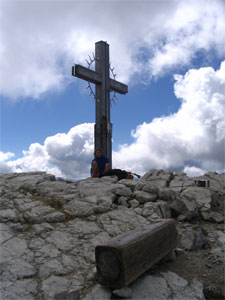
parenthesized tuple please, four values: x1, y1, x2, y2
(72, 41, 128, 167)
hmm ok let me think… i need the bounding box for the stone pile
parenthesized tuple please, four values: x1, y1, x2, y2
(0, 170, 224, 299)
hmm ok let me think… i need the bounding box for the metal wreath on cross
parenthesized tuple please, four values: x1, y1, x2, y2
(85, 53, 118, 104)
(72, 41, 128, 167)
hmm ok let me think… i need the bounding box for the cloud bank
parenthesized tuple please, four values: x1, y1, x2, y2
(0, 124, 94, 180)
(114, 61, 225, 176)
(1, 62, 224, 179)
(0, 0, 224, 99)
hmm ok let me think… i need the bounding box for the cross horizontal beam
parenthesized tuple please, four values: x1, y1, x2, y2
(72, 64, 128, 94)
(72, 65, 102, 85)
(110, 78, 128, 94)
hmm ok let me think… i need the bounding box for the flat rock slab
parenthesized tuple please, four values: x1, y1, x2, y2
(81, 271, 205, 300)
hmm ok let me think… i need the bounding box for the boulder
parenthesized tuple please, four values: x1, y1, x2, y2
(209, 212, 224, 223)
(157, 200, 171, 218)
(133, 191, 157, 204)
(141, 169, 173, 183)
(118, 196, 129, 207)
(142, 202, 162, 219)
(181, 187, 212, 211)
(110, 184, 133, 198)
(129, 199, 140, 208)
(179, 227, 207, 250)
(169, 194, 199, 221)
(119, 179, 137, 191)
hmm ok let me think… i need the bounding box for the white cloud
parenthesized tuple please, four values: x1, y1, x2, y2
(45, 123, 94, 178)
(0, 151, 15, 173)
(149, 0, 225, 76)
(113, 61, 225, 176)
(0, 123, 94, 180)
(1, 62, 224, 179)
(0, 151, 15, 162)
(0, 0, 224, 99)
(183, 166, 207, 178)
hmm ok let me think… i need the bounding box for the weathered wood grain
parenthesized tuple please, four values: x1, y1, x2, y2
(110, 78, 128, 94)
(95, 219, 177, 288)
(73, 65, 102, 84)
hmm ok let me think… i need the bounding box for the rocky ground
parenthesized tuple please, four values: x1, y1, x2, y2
(0, 170, 224, 300)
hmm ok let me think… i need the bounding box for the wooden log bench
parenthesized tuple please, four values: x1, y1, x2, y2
(95, 219, 177, 288)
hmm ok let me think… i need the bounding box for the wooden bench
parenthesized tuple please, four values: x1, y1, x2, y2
(95, 219, 177, 288)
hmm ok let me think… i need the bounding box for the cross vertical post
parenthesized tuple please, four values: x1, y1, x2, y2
(95, 41, 112, 166)
(72, 41, 128, 169)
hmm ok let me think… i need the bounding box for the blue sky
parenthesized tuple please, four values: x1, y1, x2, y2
(1, 74, 178, 155)
(0, 0, 225, 180)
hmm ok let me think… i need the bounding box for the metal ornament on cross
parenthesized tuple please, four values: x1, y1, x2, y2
(72, 41, 128, 167)
(85, 54, 118, 105)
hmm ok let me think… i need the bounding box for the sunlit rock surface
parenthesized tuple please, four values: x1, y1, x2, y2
(0, 170, 224, 299)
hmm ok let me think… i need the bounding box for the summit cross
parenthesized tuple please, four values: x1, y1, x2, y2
(72, 41, 128, 167)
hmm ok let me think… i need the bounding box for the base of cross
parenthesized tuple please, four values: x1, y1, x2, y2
(95, 219, 177, 288)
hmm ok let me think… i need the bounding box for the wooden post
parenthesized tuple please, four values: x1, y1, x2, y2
(95, 219, 177, 288)
(95, 41, 112, 164)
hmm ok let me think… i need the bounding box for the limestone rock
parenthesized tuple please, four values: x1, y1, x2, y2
(141, 169, 173, 187)
(0, 170, 224, 300)
(78, 177, 117, 198)
(209, 211, 224, 223)
(110, 184, 133, 198)
(161, 271, 205, 300)
(216, 230, 225, 249)
(82, 284, 111, 300)
(142, 202, 162, 219)
(41, 275, 82, 300)
(170, 174, 195, 191)
(158, 188, 178, 202)
(130, 271, 204, 300)
(118, 196, 129, 207)
(112, 287, 132, 299)
(2, 258, 36, 281)
(0, 209, 19, 222)
(1, 279, 38, 300)
(181, 187, 212, 210)
(129, 199, 140, 208)
(54, 288, 82, 300)
(169, 194, 199, 221)
(119, 179, 137, 191)
(42, 211, 66, 223)
(130, 274, 171, 300)
(1, 172, 55, 191)
(180, 227, 207, 250)
(133, 190, 157, 203)
(23, 205, 56, 223)
(157, 200, 171, 218)
(63, 200, 95, 218)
